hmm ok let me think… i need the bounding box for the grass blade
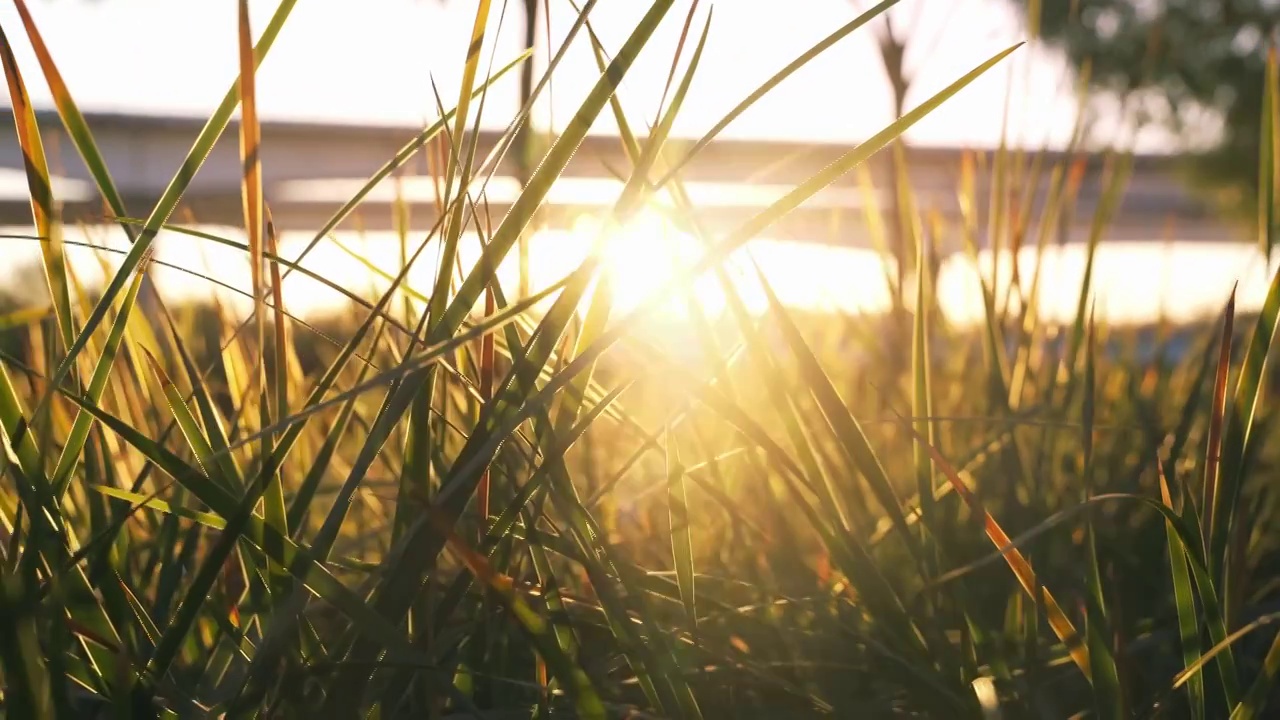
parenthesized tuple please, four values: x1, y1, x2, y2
(27, 0, 300, 425)
(0, 22, 74, 354)
(901, 423, 1092, 679)
(667, 426, 696, 638)
(1160, 463, 1205, 720)
(1213, 265, 1280, 621)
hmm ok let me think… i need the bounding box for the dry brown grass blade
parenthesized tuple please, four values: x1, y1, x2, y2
(239, 0, 263, 314)
(0, 21, 74, 357)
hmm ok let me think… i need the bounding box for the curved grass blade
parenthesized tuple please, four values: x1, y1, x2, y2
(0, 22, 74, 354)
(12, 0, 142, 246)
(653, 0, 903, 189)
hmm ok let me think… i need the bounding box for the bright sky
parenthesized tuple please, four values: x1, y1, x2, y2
(0, 0, 1095, 148)
(0, 0, 1252, 328)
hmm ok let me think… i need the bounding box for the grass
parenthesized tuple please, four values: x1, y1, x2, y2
(0, 0, 1279, 717)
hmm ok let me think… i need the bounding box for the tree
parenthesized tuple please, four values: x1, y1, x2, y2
(1005, 0, 1280, 222)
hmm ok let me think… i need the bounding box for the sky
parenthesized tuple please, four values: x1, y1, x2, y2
(0, 0, 1100, 148)
(0, 0, 1252, 327)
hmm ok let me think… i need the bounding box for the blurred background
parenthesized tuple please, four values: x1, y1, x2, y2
(0, 0, 1272, 331)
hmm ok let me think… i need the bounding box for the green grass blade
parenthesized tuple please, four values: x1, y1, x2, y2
(667, 426, 696, 638)
(49, 266, 147, 497)
(1204, 289, 1235, 552)
(1083, 317, 1124, 718)
(1213, 265, 1280, 619)
(27, 0, 300, 425)
(50, 388, 434, 663)
(1160, 464, 1205, 720)
(912, 189, 937, 572)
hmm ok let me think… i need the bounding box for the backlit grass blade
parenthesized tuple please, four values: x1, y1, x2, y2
(912, 195, 937, 575)
(27, 0, 300, 425)
(140, 350, 237, 494)
(426, 0, 492, 327)
(1203, 289, 1235, 552)
(0, 23, 74, 354)
(321, 7, 678, 700)
(0, 360, 57, 521)
(239, 0, 264, 361)
(238, 3, 290, 597)
(50, 389, 433, 662)
(94, 487, 226, 531)
(654, 0, 903, 188)
(667, 426, 696, 638)
(1212, 265, 1280, 616)
(431, 0, 673, 343)
(49, 266, 146, 497)
(750, 260, 927, 576)
(1160, 463, 1205, 720)
(1156, 475, 1243, 706)
(12, 0, 142, 246)
(901, 423, 1092, 680)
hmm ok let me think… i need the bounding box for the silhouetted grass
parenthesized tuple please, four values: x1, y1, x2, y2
(1, 1, 1279, 718)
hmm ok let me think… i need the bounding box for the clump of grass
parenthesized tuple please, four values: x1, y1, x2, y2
(0, 1, 1279, 718)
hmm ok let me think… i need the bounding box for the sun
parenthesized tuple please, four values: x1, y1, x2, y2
(572, 208, 747, 320)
